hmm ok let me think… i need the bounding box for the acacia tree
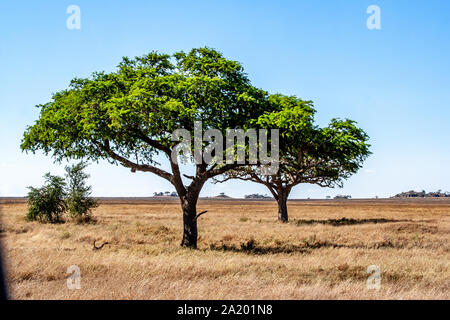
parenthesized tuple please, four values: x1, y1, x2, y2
(21, 48, 271, 248)
(218, 94, 371, 222)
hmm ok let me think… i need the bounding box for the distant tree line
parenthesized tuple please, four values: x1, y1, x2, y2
(334, 194, 352, 199)
(245, 193, 272, 199)
(392, 190, 450, 198)
(153, 191, 178, 197)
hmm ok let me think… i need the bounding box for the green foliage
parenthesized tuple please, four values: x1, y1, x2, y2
(254, 93, 371, 188)
(219, 92, 371, 211)
(20, 47, 269, 167)
(65, 162, 98, 222)
(26, 163, 97, 224)
(26, 173, 67, 223)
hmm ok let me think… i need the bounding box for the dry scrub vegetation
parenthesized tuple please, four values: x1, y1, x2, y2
(0, 198, 449, 299)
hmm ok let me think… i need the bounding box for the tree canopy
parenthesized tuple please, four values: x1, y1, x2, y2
(21, 47, 274, 248)
(22, 48, 267, 169)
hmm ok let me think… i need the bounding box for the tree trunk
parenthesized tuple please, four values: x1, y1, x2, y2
(180, 200, 198, 248)
(277, 191, 289, 223)
(179, 186, 202, 248)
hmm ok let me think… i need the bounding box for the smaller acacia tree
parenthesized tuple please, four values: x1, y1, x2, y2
(65, 162, 98, 222)
(27, 173, 67, 223)
(218, 94, 371, 222)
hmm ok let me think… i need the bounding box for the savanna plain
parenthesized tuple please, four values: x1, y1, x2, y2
(0, 198, 449, 299)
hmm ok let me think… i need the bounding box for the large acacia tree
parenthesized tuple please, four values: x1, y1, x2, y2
(218, 94, 371, 222)
(21, 47, 271, 248)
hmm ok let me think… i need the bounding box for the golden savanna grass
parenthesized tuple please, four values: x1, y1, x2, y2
(0, 198, 449, 299)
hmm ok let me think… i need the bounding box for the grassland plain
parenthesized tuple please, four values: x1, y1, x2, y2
(0, 198, 449, 299)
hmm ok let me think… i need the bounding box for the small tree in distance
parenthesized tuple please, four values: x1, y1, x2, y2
(26, 173, 67, 223)
(65, 162, 98, 223)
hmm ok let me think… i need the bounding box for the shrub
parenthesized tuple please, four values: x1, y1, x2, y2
(65, 162, 98, 222)
(26, 173, 67, 223)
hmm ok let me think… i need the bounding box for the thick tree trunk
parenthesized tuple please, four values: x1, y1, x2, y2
(178, 181, 204, 249)
(277, 197, 288, 222)
(276, 189, 289, 223)
(180, 199, 198, 248)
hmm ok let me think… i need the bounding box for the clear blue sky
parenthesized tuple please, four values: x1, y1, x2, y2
(1, 0, 450, 198)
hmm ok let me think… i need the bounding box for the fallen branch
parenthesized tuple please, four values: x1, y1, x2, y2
(93, 240, 109, 250)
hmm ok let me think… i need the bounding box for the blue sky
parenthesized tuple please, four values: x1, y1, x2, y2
(1, 0, 450, 198)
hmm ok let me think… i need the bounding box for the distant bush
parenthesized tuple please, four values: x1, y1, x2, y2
(65, 162, 98, 223)
(26, 173, 67, 223)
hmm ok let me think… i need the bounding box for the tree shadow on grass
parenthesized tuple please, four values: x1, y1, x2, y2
(294, 217, 408, 227)
(207, 238, 400, 255)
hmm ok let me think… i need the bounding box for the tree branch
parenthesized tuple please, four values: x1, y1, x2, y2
(205, 163, 244, 179)
(195, 210, 208, 220)
(102, 140, 173, 182)
(135, 130, 171, 155)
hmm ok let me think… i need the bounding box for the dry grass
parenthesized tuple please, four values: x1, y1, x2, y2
(0, 198, 449, 300)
